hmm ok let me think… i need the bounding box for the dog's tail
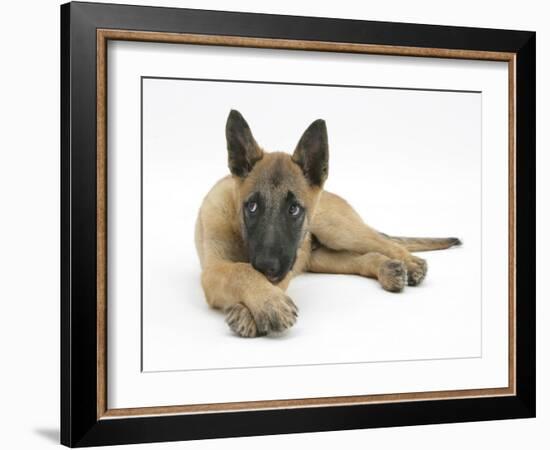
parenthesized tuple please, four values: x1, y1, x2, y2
(380, 233, 462, 252)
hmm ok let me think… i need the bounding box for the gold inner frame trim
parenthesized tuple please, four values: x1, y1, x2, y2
(96, 28, 517, 420)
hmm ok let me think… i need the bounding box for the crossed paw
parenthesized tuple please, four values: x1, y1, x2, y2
(225, 293, 298, 337)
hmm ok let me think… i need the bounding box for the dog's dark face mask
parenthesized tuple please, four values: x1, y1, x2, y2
(225, 109, 329, 284)
(242, 188, 306, 283)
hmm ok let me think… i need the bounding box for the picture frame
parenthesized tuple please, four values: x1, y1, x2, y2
(60, 1, 536, 447)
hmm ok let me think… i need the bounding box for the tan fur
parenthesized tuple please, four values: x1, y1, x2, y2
(195, 150, 459, 337)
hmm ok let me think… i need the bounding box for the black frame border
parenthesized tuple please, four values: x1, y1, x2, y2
(61, 1, 535, 447)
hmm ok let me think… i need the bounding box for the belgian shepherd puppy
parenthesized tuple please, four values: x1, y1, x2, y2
(195, 110, 461, 337)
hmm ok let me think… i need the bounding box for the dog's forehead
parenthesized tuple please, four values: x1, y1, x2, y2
(244, 152, 308, 201)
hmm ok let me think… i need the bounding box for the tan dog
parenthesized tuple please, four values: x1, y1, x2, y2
(195, 110, 461, 337)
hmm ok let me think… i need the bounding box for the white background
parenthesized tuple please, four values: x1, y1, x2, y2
(0, 0, 546, 449)
(142, 78, 483, 372)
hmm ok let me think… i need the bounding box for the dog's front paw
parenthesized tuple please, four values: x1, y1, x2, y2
(406, 256, 427, 286)
(254, 293, 298, 335)
(378, 259, 407, 292)
(225, 294, 298, 337)
(225, 303, 259, 337)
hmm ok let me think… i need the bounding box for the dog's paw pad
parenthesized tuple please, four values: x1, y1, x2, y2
(406, 257, 428, 286)
(225, 303, 260, 337)
(378, 260, 407, 292)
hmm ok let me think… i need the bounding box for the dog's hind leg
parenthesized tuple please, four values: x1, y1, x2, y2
(310, 191, 427, 286)
(307, 247, 407, 292)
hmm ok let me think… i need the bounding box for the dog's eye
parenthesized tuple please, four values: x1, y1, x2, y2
(247, 201, 258, 213)
(288, 204, 301, 216)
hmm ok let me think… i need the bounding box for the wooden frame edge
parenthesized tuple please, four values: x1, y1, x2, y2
(100, 387, 515, 419)
(97, 29, 108, 419)
(98, 28, 515, 61)
(95, 28, 517, 420)
(508, 55, 517, 395)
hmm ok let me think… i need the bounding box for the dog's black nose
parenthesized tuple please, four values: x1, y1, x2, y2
(253, 256, 281, 280)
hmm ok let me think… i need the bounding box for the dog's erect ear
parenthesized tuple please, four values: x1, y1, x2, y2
(226, 110, 263, 178)
(292, 119, 329, 187)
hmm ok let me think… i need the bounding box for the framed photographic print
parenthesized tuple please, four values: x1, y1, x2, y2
(60, 1, 536, 447)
